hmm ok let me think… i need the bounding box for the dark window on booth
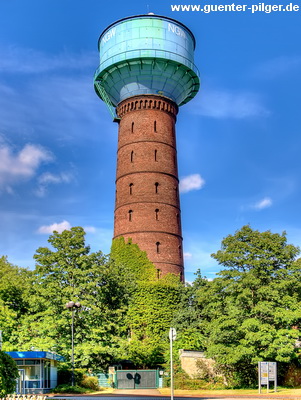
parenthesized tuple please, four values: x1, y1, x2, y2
(129, 183, 133, 195)
(130, 151, 134, 163)
(155, 182, 159, 194)
(131, 122, 134, 133)
(156, 241, 160, 253)
(25, 360, 40, 365)
(155, 208, 159, 220)
(154, 149, 158, 161)
(128, 210, 133, 221)
(154, 120, 157, 132)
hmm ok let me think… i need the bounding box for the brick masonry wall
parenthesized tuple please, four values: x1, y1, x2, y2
(115, 95, 184, 281)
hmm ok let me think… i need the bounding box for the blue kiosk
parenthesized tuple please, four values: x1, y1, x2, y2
(6, 351, 64, 394)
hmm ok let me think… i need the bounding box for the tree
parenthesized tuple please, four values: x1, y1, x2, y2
(171, 270, 209, 351)
(197, 225, 301, 386)
(0, 257, 32, 350)
(16, 227, 128, 369)
(0, 351, 19, 396)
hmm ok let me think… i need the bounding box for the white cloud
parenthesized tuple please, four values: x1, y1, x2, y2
(184, 252, 192, 259)
(179, 174, 205, 193)
(0, 45, 97, 74)
(252, 197, 273, 210)
(38, 172, 73, 185)
(35, 172, 75, 197)
(253, 56, 301, 79)
(38, 220, 72, 234)
(84, 226, 96, 233)
(189, 89, 269, 119)
(37, 221, 97, 235)
(0, 143, 52, 192)
(0, 74, 111, 144)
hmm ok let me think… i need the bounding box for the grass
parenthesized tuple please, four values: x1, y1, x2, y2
(47, 387, 115, 396)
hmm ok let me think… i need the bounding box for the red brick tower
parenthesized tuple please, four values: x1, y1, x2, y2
(94, 15, 200, 281)
(114, 95, 183, 279)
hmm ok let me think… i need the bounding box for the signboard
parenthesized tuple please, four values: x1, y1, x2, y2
(169, 327, 177, 341)
(258, 362, 277, 393)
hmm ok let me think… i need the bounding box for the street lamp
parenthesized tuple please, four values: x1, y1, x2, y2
(65, 301, 81, 386)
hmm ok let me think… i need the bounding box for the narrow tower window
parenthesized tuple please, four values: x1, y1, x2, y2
(154, 120, 157, 132)
(154, 149, 158, 161)
(130, 150, 134, 163)
(155, 182, 159, 194)
(131, 122, 134, 133)
(178, 244, 182, 257)
(128, 210, 133, 221)
(174, 185, 178, 200)
(129, 183, 133, 195)
(156, 241, 160, 254)
(155, 208, 159, 220)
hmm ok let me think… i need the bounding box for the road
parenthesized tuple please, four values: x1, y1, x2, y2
(48, 391, 292, 400)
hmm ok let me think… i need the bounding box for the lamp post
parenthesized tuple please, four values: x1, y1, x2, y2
(65, 301, 81, 386)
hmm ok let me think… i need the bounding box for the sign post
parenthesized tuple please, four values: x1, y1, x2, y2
(169, 328, 176, 400)
(258, 362, 277, 393)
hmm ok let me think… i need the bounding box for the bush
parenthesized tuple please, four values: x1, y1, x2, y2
(57, 366, 85, 386)
(54, 369, 100, 393)
(0, 351, 19, 397)
(80, 375, 100, 391)
(214, 363, 257, 388)
(174, 371, 226, 390)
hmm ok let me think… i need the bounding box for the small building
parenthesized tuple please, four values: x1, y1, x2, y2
(6, 351, 64, 394)
(179, 349, 212, 377)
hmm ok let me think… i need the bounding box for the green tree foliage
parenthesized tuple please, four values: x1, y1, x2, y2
(110, 237, 157, 284)
(197, 225, 301, 386)
(5, 222, 301, 386)
(0, 257, 32, 350)
(0, 351, 19, 396)
(171, 271, 208, 351)
(16, 227, 128, 369)
(111, 238, 184, 368)
(122, 274, 182, 368)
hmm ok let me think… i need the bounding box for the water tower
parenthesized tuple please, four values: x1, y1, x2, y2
(94, 14, 199, 281)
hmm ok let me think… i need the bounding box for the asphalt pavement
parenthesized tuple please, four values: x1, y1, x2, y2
(47, 389, 301, 400)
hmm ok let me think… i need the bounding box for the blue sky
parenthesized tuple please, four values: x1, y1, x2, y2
(0, 0, 300, 282)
